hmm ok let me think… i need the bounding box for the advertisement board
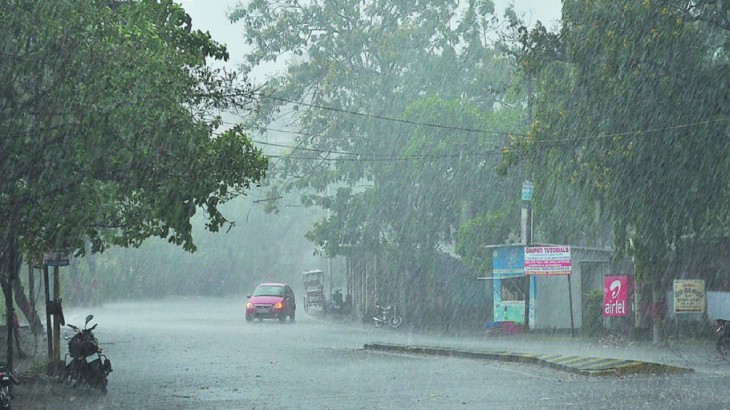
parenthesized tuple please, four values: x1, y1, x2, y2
(524, 246, 571, 275)
(492, 246, 525, 278)
(673, 279, 705, 314)
(603, 275, 630, 317)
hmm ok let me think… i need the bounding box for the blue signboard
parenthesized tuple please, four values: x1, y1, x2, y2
(522, 180, 534, 201)
(492, 245, 525, 278)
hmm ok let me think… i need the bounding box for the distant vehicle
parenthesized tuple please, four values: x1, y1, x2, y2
(302, 269, 326, 313)
(246, 283, 296, 322)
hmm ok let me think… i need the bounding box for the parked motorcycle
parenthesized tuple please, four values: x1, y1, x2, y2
(373, 305, 403, 329)
(716, 319, 730, 358)
(328, 289, 352, 314)
(63, 314, 112, 393)
(0, 364, 19, 409)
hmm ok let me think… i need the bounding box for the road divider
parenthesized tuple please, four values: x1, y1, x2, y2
(363, 342, 694, 376)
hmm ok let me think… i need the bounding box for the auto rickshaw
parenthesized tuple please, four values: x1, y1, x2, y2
(302, 269, 326, 312)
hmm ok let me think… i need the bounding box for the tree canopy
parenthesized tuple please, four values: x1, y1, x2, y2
(512, 0, 730, 340)
(0, 0, 268, 263)
(0, 0, 269, 360)
(230, 0, 531, 276)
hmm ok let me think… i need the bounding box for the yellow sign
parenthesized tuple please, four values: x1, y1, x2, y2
(673, 279, 705, 314)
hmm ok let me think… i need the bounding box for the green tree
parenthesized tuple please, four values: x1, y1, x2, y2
(515, 0, 730, 342)
(231, 0, 527, 275)
(0, 0, 268, 366)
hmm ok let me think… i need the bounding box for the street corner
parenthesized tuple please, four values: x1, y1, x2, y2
(361, 342, 695, 377)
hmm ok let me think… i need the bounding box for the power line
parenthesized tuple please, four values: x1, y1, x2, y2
(265, 152, 499, 162)
(257, 93, 520, 136)
(245, 95, 729, 150)
(244, 117, 728, 162)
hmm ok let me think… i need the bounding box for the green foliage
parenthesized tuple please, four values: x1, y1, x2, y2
(0, 0, 270, 346)
(581, 289, 605, 336)
(0, 0, 268, 263)
(516, 1, 730, 287)
(455, 210, 514, 273)
(231, 0, 528, 267)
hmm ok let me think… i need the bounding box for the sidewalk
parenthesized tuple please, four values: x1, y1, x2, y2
(363, 326, 727, 376)
(314, 312, 728, 376)
(364, 341, 693, 376)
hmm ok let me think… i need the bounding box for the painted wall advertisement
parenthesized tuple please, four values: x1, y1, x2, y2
(603, 275, 630, 317)
(673, 279, 706, 314)
(524, 246, 572, 275)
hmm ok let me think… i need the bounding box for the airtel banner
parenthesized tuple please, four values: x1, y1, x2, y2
(603, 275, 630, 317)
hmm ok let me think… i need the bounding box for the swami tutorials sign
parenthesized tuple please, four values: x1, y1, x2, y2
(524, 246, 572, 276)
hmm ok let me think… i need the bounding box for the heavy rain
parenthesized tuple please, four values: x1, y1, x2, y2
(1, 0, 730, 409)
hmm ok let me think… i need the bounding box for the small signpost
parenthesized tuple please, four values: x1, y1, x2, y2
(42, 250, 69, 375)
(43, 251, 70, 267)
(521, 180, 534, 202)
(673, 279, 705, 314)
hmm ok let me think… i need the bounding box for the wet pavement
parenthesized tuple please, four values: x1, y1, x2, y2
(7, 315, 725, 377)
(352, 322, 726, 376)
(321, 313, 724, 371)
(4, 296, 730, 409)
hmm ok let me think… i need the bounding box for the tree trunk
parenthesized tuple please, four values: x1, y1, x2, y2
(2, 278, 14, 371)
(13, 278, 43, 334)
(651, 285, 663, 346)
(0, 233, 21, 370)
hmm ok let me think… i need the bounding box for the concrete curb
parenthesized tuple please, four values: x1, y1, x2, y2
(363, 342, 695, 376)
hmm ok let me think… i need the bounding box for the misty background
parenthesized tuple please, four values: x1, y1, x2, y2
(54, 0, 562, 305)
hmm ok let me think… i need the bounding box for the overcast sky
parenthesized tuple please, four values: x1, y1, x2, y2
(495, 0, 562, 29)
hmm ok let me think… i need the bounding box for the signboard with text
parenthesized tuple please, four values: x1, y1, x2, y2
(524, 246, 572, 276)
(521, 180, 534, 201)
(603, 275, 630, 317)
(43, 251, 70, 267)
(492, 246, 525, 279)
(673, 279, 705, 314)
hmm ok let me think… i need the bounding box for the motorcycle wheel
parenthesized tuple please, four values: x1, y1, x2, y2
(0, 387, 9, 409)
(388, 315, 403, 329)
(374, 318, 383, 328)
(64, 360, 79, 385)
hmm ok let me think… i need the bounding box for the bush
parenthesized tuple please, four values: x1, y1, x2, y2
(582, 289, 605, 336)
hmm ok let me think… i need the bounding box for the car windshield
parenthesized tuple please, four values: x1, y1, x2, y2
(253, 285, 284, 297)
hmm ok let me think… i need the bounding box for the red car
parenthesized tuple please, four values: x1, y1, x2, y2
(245, 283, 296, 322)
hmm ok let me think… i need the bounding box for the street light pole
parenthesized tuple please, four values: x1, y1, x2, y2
(521, 180, 534, 330)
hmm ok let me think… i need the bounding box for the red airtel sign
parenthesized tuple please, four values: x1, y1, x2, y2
(603, 275, 631, 317)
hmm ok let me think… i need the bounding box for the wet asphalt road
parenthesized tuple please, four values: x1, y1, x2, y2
(14, 296, 730, 409)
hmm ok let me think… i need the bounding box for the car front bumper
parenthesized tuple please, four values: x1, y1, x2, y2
(246, 306, 285, 319)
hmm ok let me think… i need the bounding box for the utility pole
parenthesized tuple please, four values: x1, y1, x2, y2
(521, 180, 534, 330)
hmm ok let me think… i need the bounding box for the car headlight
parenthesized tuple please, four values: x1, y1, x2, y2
(273, 301, 284, 310)
(246, 302, 254, 309)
